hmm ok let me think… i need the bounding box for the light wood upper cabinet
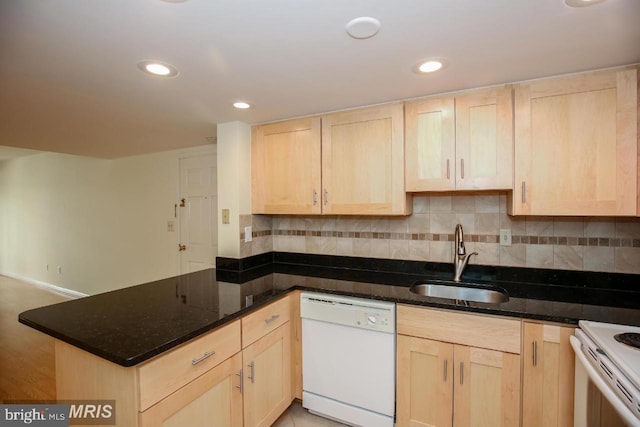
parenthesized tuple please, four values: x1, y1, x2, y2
(252, 103, 411, 216)
(322, 103, 410, 215)
(510, 67, 638, 216)
(405, 86, 513, 192)
(396, 305, 521, 427)
(522, 322, 575, 427)
(252, 118, 322, 214)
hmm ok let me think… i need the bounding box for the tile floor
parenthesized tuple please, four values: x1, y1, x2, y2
(273, 401, 349, 427)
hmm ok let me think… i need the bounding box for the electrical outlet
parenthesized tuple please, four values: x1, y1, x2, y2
(222, 209, 230, 224)
(244, 226, 253, 242)
(500, 229, 512, 246)
(167, 220, 175, 232)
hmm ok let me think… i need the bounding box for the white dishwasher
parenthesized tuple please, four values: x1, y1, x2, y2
(300, 292, 396, 427)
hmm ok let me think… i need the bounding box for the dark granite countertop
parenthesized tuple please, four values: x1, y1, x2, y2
(19, 253, 640, 367)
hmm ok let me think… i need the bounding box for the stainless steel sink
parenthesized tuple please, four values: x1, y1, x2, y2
(410, 280, 509, 303)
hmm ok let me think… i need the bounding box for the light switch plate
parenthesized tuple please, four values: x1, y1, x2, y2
(500, 229, 512, 246)
(222, 209, 230, 224)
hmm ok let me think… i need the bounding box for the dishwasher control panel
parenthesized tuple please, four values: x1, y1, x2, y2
(357, 311, 391, 330)
(300, 292, 395, 334)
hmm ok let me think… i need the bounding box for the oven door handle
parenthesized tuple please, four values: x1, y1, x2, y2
(569, 335, 640, 427)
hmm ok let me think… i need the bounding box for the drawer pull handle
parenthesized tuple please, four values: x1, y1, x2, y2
(235, 370, 243, 392)
(265, 314, 280, 324)
(460, 362, 464, 385)
(248, 361, 255, 384)
(533, 340, 538, 367)
(191, 351, 215, 365)
(444, 359, 448, 382)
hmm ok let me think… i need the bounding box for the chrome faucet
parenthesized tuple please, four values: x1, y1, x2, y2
(453, 224, 477, 282)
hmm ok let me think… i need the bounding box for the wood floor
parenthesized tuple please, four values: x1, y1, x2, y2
(0, 275, 69, 402)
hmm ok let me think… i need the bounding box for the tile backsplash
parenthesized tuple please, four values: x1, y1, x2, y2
(240, 193, 640, 274)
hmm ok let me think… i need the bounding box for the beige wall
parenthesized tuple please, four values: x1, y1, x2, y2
(0, 145, 216, 295)
(216, 122, 251, 258)
(241, 194, 640, 274)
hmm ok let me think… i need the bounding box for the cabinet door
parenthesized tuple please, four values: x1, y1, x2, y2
(322, 103, 411, 215)
(139, 352, 243, 427)
(511, 67, 637, 216)
(405, 96, 456, 191)
(243, 322, 292, 427)
(522, 322, 575, 427)
(252, 117, 321, 214)
(455, 86, 513, 190)
(453, 345, 520, 427)
(397, 335, 454, 427)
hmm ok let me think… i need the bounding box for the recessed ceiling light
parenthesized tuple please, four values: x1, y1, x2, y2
(346, 17, 381, 39)
(564, 0, 606, 7)
(413, 58, 448, 74)
(233, 102, 251, 109)
(137, 60, 179, 77)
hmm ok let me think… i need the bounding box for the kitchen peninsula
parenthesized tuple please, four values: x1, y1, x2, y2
(19, 253, 640, 427)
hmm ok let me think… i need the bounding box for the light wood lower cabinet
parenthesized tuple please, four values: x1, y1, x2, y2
(396, 304, 521, 427)
(522, 322, 575, 427)
(396, 335, 454, 427)
(242, 322, 291, 427)
(453, 345, 520, 427)
(55, 296, 295, 427)
(139, 352, 243, 427)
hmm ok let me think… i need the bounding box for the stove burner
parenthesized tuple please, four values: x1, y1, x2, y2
(614, 332, 640, 349)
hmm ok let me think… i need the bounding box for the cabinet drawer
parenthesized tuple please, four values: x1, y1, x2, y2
(137, 320, 241, 411)
(397, 304, 521, 354)
(242, 295, 290, 348)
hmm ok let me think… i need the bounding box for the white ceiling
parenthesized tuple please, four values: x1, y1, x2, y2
(1, 0, 639, 159)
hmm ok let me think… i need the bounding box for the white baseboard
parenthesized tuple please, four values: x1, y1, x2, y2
(1, 272, 87, 299)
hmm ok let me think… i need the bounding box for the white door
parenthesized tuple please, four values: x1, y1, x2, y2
(178, 154, 217, 274)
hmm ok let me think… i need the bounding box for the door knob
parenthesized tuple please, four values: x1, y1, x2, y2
(178, 244, 186, 252)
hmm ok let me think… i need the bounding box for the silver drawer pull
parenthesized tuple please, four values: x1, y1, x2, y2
(248, 361, 255, 384)
(235, 370, 243, 392)
(264, 314, 280, 324)
(191, 351, 215, 365)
